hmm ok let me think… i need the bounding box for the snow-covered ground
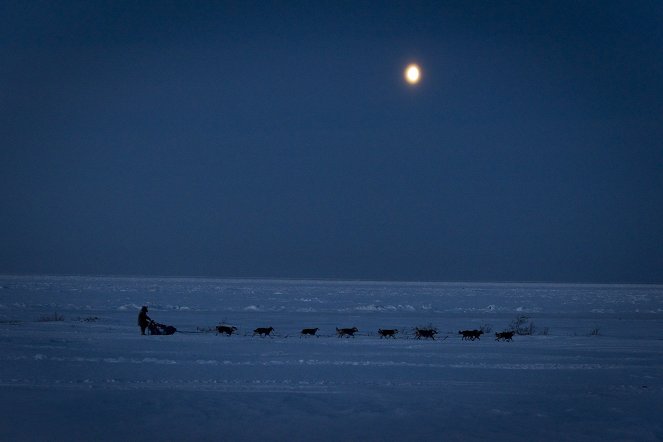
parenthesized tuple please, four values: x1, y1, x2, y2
(1, 276, 662, 441)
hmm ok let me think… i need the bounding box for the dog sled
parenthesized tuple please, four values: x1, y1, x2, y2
(147, 320, 177, 335)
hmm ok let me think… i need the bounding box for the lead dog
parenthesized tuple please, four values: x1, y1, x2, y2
(495, 331, 515, 341)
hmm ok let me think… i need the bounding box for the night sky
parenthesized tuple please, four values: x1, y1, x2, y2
(2, 1, 662, 283)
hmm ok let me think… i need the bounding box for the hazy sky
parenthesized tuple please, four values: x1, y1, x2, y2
(2, 1, 662, 283)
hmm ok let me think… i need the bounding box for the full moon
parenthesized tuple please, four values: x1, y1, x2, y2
(405, 64, 421, 84)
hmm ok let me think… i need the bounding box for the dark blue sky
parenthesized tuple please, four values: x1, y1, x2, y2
(2, 1, 662, 282)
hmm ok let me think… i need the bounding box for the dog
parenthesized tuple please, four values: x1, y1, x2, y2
(253, 327, 274, 337)
(336, 327, 358, 338)
(459, 329, 484, 341)
(216, 325, 238, 336)
(415, 328, 437, 339)
(378, 329, 398, 338)
(495, 331, 515, 341)
(300, 327, 319, 337)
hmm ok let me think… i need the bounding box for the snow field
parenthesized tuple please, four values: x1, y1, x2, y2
(1, 276, 662, 441)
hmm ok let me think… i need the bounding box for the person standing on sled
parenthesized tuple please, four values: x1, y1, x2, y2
(138, 306, 151, 335)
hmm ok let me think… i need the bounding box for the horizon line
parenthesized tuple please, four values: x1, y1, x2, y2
(1, 271, 662, 287)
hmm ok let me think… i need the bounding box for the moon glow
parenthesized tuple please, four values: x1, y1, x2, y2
(405, 64, 421, 84)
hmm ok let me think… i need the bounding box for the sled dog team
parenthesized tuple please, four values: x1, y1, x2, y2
(142, 305, 514, 341)
(213, 324, 515, 341)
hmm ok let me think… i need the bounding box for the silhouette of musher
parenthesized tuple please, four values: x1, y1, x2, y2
(138, 306, 151, 335)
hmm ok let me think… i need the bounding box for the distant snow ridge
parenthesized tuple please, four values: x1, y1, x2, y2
(243, 305, 285, 312)
(118, 303, 194, 311)
(296, 297, 323, 303)
(29, 354, 177, 365)
(164, 305, 191, 311)
(117, 303, 142, 311)
(447, 304, 502, 312)
(515, 306, 542, 313)
(147, 303, 196, 311)
(353, 304, 416, 312)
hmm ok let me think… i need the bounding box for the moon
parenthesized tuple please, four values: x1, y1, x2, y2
(405, 64, 421, 84)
